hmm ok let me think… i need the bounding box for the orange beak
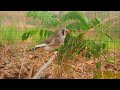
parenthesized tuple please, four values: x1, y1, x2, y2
(66, 29, 70, 34)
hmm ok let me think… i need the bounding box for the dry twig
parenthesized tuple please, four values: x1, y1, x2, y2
(32, 51, 57, 79)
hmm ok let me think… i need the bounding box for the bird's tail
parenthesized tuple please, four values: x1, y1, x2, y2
(28, 43, 47, 51)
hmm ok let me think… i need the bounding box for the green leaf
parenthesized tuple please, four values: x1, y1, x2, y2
(93, 71, 102, 79)
(104, 34, 113, 40)
(44, 30, 50, 38)
(62, 11, 90, 30)
(95, 44, 101, 52)
(101, 43, 106, 49)
(66, 22, 81, 30)
(26, 11, 59, 27)
(22, 32, 31, 41)
(22, 29, 38, 41)
(92, 41, 101, 52)
(39, 29, 44, 38)
(91, 17, 101, 27)
(93, 51, 100, 58)
(78, 13, 90, 30)
(96, 62, 101, 69)
(48, 31, 53, 36)
(106, 57, 116, 64)
(22, 29, 53, 41)
(85, 50, 92, 59)
(30, 29, 38, 36)
(64, 35, 76, 45)
(88, 41, 102, 58)
(39, 29, 53, 39)
(80, 24, 90, 30)
(79, 40, 87, 49)
(62, 11, 82, 21)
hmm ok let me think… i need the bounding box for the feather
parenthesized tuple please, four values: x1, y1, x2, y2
(35, 43, 47, 48)
(30, 43, 47, 51)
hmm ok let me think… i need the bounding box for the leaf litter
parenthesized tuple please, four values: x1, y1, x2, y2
(0, 42, 120, 79)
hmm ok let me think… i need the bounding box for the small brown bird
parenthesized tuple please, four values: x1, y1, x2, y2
(31, 28, 70, 51)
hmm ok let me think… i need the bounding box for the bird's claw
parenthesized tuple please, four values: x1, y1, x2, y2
(54, 51, 58, 56)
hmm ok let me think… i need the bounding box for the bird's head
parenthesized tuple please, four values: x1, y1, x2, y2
(54, 28, 70, 39)
(60, 28, 70, 37)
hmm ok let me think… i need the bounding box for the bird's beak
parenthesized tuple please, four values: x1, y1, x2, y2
(66, 29, 70, 34)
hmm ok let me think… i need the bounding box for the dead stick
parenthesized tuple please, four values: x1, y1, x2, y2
(18, 58, 25, 79)
(32, 51, 57, 79)
(27, 65, 34, 79)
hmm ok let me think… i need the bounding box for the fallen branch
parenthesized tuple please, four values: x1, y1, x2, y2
(27, 65, 34, 79)
(32, 51, 57, 79)
(18, 58, 25, 79)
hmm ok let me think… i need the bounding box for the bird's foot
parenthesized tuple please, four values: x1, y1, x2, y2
(54, 51, 58, 56)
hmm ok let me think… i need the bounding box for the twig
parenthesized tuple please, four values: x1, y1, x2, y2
(27, 65, 34, 79)
(103, 19, 120, 31)
(91, 15, 119, 31)
(18, 47, 28, 79)
(32, 51, 57, 79)
(18, 58, 25, 79)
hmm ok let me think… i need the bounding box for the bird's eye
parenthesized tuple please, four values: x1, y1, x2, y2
(62, 29, 65, 35)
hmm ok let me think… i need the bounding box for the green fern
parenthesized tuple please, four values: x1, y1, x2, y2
(26, 11, 59, 27)
(66, 22, 81, 30)
(62, 11, 90, 30)
(22, 29, 53, 41)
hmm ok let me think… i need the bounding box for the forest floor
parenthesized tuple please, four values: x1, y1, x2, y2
(0, 41, 120, 79)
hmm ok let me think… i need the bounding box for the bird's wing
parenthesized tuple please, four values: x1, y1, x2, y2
(35, 43, 47, 48)
(48, 37, 61, 48)
(29, 43, 47, 51)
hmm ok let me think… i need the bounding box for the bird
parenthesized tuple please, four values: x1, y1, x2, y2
(30, 28, 70, 51)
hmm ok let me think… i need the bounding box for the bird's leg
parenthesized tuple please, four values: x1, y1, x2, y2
(54, 51, 58, 56)
(29, 47, 38, 51)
